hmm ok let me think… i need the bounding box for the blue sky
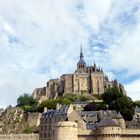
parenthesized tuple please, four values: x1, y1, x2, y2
(0, 0, 140, 107)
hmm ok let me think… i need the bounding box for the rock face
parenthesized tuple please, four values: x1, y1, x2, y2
(32, 47, 126, 103)
(0, 107, 26, 134)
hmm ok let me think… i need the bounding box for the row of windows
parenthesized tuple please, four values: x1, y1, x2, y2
(40, 130, 55, 139)
(78, 65, 85, 69)
(40, 132, 51, 138)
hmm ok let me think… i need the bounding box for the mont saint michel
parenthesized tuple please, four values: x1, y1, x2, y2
(0, 1, 140, 140)
(32, 47, 126, 103)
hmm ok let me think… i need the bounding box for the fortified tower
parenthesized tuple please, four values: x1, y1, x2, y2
(96, 116, 121, 140)
(116, 112, 126, 129)
(55, 121, 78, 140)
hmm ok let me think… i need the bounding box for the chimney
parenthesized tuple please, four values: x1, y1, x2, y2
(44, 107, 48, 113)
(56, 103, 62, 110)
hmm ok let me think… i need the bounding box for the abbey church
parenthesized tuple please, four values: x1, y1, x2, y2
(32, 47, 126, 103)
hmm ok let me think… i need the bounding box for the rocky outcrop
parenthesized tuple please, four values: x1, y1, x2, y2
(0, 107, 27, 134)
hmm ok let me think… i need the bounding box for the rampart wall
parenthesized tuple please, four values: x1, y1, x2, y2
(77, 129, 140, 140)
(0, 134, 39, 140)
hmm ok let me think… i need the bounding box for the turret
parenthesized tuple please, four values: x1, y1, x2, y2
(94, 62, 97, 71)
(116, 112, 126, 129)
(55, 121, 78, 140)
(96, 116, 121, 140)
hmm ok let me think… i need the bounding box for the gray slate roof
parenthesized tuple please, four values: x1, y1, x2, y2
(77, 58, 86, 65)
(97, 116, 119, 127)
(42, 106, 69, 118)
(116, 112, 123, 119)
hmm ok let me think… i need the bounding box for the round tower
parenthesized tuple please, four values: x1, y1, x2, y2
(96, 116, 121, 140)
(116, 112, 126, 129)
(55, 121, 78, 140)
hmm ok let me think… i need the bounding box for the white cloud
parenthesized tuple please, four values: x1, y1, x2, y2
(125, 79, 140, 101)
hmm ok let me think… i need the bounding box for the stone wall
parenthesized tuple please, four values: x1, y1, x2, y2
(68, 110, 86, 130)
(63, 74, 73, 94)
(54, 121, 140, 140)
(91, 73, 105, 95)
(0, 134, 39, 140)
(27, 113, 41, 127)
(78, 129, 96, 140)
(55, 121, 78, 140)
(73, 73, 89, 94)
(78, 128, 140, 140)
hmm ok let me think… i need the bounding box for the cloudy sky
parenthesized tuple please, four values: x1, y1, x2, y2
(0, 0, 140, 108)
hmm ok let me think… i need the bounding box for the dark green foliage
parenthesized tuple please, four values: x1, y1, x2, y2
(78, 95, 89, 101)
(84, 102, 109, 111)
(101, 87, 134, 121)
(38, 93, 90, 112)
(38, 97, 71, 112)
(22, 127, 34, 133)
(115, 97, 134, 120)
(38, 99, 58, 112)
(97, 102, 109, 110)
(61, 98, 72, 105)
(64, 93, 89, 102)
(102, 87, 123, 104)
(84, 102, 98, 111)
(17, 93, 38, 112)
(93, 94, 102, 100)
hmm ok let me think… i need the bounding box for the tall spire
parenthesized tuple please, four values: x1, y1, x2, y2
(77, 44, 86, 65)
(80, 44, 84, 59)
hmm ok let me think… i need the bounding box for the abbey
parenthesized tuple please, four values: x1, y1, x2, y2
(32, 47, 126, 103)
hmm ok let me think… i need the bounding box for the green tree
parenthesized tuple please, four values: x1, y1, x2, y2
(38, 93, 90, 112)
(63, 93, 78, 102)
(77, 95, 89, 101)
(84, 102, 98, 111)
(115, 97, 134, 120)
(17, 93, 38, 112)
(61, 98, 72, 105)
(101, 87, 134, 120)
(38, 99, 59, 112)
(102, 87, 123, 104)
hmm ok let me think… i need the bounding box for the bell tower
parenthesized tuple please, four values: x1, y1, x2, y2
(77, 45, 86, 72)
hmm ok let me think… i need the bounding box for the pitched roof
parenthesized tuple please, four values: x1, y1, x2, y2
(42, 106, 69, 118)
(116, 112, 123, 119)
(77, 58, 86, 65)
(128, 116, 140, 129)
(97, 116, 119, 127)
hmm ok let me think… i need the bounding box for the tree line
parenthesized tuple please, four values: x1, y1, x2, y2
(17, 87, 140, 121)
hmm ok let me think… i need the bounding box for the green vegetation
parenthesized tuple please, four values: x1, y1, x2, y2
(17, 93, 38, 112)
(38, 93, 90, 112)
(102, 88, 135, 120)
(84, 87, 135, 121)
(17, 90, 135, 121)
(102, 87, 123, 103)
(22, 127, 34, 134)
(115, 96, 134, 120)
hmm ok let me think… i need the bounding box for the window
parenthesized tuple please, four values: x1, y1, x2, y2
(45, 125, 47, 131)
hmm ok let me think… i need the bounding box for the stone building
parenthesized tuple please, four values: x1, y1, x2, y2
(32, 47, 126, 103)
(39, 105, 74, 140)
(39, 105, 140, 140)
